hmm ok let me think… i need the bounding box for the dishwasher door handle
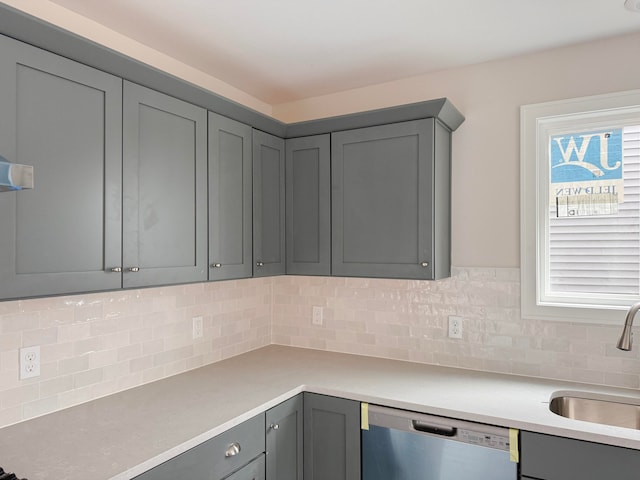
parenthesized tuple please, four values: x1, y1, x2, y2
(412, 420, 457, 437)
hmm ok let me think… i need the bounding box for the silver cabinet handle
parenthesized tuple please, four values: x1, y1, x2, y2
(256, 261, 264, 267)
(225, 442, 241, 457)
(127, 267, 140, 272)
(109, 267, 122, 273)
(211, 263, 222, 268)
(269, 423, 279, 430)
(420, 261, 429, 268)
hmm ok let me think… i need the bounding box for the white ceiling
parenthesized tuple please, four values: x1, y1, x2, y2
(48, 0, 640, 105)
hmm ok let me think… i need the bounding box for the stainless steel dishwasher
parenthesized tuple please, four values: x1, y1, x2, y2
(362, 405, 518, 480)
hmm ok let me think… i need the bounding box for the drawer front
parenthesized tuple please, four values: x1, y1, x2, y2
(520, 431, 640, 480)
(223, 454, 265, 480)
(134, 414, 265, 480)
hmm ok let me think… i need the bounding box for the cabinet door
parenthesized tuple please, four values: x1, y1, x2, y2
(303, 393, 361, 480)
(252, 130, 285, 277)
(332, 118, 451, 280)
(285, 135, 331, 276)
(266, 395, 303, 480)
(122, 81, 208, 288)
(520, 431, 640, 480)
(223, 454, 265, 480)
(208, 113, 253, 280)
(0, 34, 122, 299)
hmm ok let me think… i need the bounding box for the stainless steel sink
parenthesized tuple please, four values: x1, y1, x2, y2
(550, 393, 640, 430)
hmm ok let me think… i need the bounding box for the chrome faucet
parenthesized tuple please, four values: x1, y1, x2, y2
(617, 302, 640, 351)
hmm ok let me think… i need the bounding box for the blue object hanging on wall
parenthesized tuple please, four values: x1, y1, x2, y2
(0, 155, 33, 192)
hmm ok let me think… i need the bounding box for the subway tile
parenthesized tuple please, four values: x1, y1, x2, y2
(1, 313, 39, 333)
(40, 375, 74, 397)
(22, 395, 59, 420)
(1, 384, 39, 408)
(22, 327, 59, 347)
(3, 268, 640, 429)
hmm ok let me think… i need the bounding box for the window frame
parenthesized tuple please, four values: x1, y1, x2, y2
(520, 89, 640, 325)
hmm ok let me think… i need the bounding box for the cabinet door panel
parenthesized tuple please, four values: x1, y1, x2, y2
(252, 130, 285, 277)
(224, 454, 265, 480)
(521, 431, 640, 480)
(266, 394, 303, 480)
(332, 119, 443, 279)
(0, 34, 122, 299)
(285, 135, 330, 275)
(123, 81, 207, 287)
(209, 113, 253, 280)
(303, 393, 360, 480)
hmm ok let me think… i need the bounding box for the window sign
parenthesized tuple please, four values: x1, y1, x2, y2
(550, 128, 624, 216)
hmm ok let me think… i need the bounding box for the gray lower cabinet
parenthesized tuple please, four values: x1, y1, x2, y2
(133, 414, 266, 480)
(122, 81, 208, 288)
(0, 33, 123, 299)
(208, 113, 253, 280)
(520, 431, 640, 480)
(285, 135, 331, 276)
(265, 394, 303, 480)
(252, 129, 285, 277)
(223, 455, 265, 480)
(303, 393, 361, 480)
(331, 118, 451, 280)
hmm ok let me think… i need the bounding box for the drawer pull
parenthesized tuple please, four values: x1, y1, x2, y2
(211, 263, 222, 268)
(109, 267, 122, 273)
(269, 423, 279, 430)
(420, 261, 429, 268)
(225, 442, 241, 457)
(256, 261, 264, 267)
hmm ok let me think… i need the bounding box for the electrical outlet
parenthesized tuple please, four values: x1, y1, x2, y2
(312, 306, 323, 326)
(192, 316, 203, 339)
(448, 316, 463, 339)
(19, 346, 41, 380)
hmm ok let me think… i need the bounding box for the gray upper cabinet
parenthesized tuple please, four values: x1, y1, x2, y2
(0, 33, 123, 299)
(0, 20, 463, 298)
(252, 130, 285, 277)
(331, 118, 451, 280)
(285, 135, 331, 276)
(123, 81, 208, 288)
(208, 113, 253, 281)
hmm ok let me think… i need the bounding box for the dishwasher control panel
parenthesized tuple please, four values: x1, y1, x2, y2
(458, 428, 510, 451)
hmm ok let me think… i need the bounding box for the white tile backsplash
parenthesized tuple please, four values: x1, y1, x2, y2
(0, 279, 272, 427)
(1, 267, 639, 429)
(272, 267, 640, 390)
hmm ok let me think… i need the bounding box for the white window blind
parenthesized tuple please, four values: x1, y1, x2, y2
(521, 90, 640, 324)
(548, 125, 640, 296)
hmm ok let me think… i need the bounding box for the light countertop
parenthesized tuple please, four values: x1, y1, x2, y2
(2, 345, 640, 480)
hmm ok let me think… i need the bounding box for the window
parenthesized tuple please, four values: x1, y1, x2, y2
(521, 90, 640, 324)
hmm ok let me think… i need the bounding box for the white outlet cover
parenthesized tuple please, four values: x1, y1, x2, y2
(192, 316, 204, 339)
(312, 306, 323, 326)
(448, 316, 463, 339)
(19, 345, 41, 380)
